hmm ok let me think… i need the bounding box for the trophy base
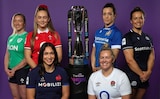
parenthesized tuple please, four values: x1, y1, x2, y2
(65, 64, 91, 99)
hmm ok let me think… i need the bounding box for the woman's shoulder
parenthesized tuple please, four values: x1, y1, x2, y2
(90, 70, 102, 77)
(49, 31, 59, 34)
(27, 31, 34, 35)
(113, 68, 127, 77)
(55, 66, 66, 72)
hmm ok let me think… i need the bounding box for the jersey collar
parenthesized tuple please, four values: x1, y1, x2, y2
(103, 24, 115, 30)
(37, 28, 49, 34)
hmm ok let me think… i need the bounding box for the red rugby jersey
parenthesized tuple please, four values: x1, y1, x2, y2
(25, 31, 61, 64)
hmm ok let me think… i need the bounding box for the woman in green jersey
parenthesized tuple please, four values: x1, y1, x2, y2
(4, 13, 29, 99)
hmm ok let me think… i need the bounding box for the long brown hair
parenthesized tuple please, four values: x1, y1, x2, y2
(30, 4, 57, 49)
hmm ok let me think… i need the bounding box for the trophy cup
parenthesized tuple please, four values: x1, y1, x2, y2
(66, 6, 91, 99)
(68, 6, 89, 66)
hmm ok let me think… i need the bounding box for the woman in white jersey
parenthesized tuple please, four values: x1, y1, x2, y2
(88, 44, 131, 99)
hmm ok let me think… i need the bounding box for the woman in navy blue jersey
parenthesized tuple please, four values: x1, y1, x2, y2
(122, 7, 155, 99)
(26, 42, 69, 99)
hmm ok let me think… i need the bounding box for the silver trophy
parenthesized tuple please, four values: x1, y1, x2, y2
(67, 6, 90, 99)
(68, 6, 89, 66)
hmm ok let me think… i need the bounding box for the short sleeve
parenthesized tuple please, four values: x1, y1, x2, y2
(24, 32, 33, 50)
(53, 32, 62, 47)
(119, 73, 131, 96)
(122, 34, 133, 50)
(111, 30, 122, 49)
(60, 68, 69, 86)
(26, 69, 37, 88)
(87, 74, 95, 95)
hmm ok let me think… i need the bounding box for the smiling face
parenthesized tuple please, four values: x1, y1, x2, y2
(99, 50, 115, 70)
(43, 46, 55, 67)
(130, 11, 145, 30)
(13, 15, 25, 33)
(102, 7, 116, 27)
(35, 10, 50, 31)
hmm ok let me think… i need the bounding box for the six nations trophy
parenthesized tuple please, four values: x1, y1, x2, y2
(66, 6, 91, 99)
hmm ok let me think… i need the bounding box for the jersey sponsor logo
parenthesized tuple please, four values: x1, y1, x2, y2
(38, 82, 61, 87)
(134, 47, 152, 51)
(95, 37, 109, 44)
(8, 45, 18, 51)
(99, 91, 110, 99)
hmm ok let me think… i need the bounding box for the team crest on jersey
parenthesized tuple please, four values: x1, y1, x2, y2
(48, 35, 52, 40)
(17, 38, 23, 43)
(110, 81, 115, 87)
(105, 30, 112, 36)
(55, 75, 62, 81)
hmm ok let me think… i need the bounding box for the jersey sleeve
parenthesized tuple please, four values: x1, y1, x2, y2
(24, 32, 33, 50)
(26, 68, 37, 88)
(146, 34, 154, 48)
(119, 73, 131, 96)
(60, 68, 69, 86)
(122, 33, 133, 50)
(53, 31, 62, 47)
(87, 74, 95, 95)
(111, 30, 122, 49)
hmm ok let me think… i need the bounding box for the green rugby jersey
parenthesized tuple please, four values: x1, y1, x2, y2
(7, 32, 28, 69)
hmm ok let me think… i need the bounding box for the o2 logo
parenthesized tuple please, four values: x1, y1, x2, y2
(99, 91, 110, 99)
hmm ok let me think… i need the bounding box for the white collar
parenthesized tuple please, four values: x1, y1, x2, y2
(37, 28, 49, 34)
(103, 27, 111, 31)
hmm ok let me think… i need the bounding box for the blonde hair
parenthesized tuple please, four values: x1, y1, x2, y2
(11, 13, 26, 34)
(100, 44, 115, 59)
(31, 4, 57, 49)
